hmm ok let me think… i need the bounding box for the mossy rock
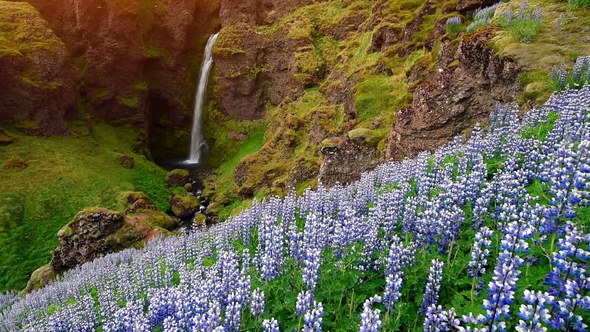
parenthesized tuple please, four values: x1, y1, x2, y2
(23, 264, 56, 293)
(0, 128, 18, 146)
(184, 183, 193, 192)
(166, 169, 190, 187)
(194, 213, 207, 227)
(2, 157, 28, 170)
(57, 225, 75, 238)
(347, 128, 382, 147)
(141, 210, 177, 230)
(119, 191, 150, 207)
(118, 154, 135, 169)
(320, 137, 346, 149)
(104, 223, 144, 251)
(169, 195, 200, 219)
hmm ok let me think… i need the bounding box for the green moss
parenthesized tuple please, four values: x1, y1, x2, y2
(118, 191, 149, 207)
(518, 69, 552, 106)
(0, 123, 169, 291)
(354, 75, 408, 124)
(170, 195, 200, 218)
(117, 95, 140, 109)
(213, 24, 249, 57)
(140, 210, 176, 230)
(347, 128, 383, 147)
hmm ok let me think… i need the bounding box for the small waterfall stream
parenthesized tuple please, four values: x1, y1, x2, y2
(186, 32, 219, 164)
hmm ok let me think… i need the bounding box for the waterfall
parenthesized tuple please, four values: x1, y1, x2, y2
(187, 32, 219, 164)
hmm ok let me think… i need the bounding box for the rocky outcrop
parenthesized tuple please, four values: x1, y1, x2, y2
(213, 25, 325, 120)
(385, 28, 520, 161)
(50, 207, 168, 271)
(166, 169, 190, 187)
(0, 2, 78, 136)
(5, 0, 219, 156)
(319, 139, 378, 187)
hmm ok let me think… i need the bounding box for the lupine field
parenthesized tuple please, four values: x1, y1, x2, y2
(2, 81, 590, 331)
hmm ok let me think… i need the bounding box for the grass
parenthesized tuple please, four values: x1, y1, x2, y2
(0, 123, 169, 291)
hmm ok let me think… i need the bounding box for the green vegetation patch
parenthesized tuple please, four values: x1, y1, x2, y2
(0, 123, 169, 291)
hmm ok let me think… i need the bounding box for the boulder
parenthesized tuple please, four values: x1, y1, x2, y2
(118, 155, 135, 169)
(166, 169, 190, 187)
(125, 198, 158, 214)
(50, 208, 142, 271)
(23, 264, 56, 293)
(0, 2, 78, 136)
(119, 191, 150, 207)
(169, 195, 200, 219)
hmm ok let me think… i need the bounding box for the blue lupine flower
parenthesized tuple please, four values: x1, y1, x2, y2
(262, 317, 280, 332)
(251, 287, 265, 317)
(420, 259, 444, 315)
(359, 295, 382, 332)
(468, 227, 494, 295)
(303, 301, 324, 332)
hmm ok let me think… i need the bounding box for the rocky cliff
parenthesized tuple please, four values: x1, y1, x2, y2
(1, 0, 219, 156)
(0, 2, 78, 136)
(203, 0, 524, 212)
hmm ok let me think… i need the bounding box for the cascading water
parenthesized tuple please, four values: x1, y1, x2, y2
(186, 32, 219, 164)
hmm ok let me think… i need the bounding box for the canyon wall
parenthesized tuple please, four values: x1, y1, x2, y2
(1, 0, 219, 156)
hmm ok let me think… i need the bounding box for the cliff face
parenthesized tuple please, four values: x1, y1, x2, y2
(0, 2, 78, 136)
(205, 0, 522, 208)
(1, 0, 219, 156)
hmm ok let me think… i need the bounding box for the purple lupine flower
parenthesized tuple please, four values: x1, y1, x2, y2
(251, 288, 265, 317)
(296, 290, 314, 316)
(468, 227, 494, 296)
(303, 301, 324, 332)
(483, 254, 522, 331)
(424, 304, 461, 332)
(359, 295, 383, 332)
(262, 317, 280, 332)
(302, 247, 322, 289)
(515, 290, 553, 332)
(420, 259, 444, 315)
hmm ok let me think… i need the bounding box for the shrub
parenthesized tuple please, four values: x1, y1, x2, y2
(550, 55, 590, 90)
(445, 16, 463, 34)
(465, 3, 501, 33)
(499, 1, 542, 43)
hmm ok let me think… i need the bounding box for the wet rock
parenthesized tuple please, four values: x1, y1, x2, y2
(193, 213, 207, 227)
(169, 195, 200, 219)
(166, 169, 190, 187)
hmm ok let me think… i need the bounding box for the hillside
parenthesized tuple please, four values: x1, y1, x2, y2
(1, 83, 589, 331)
(0, 0, 589, 300)
(201, 0, 590, 218)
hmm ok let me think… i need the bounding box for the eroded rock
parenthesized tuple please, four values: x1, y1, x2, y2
(51, 208, 129, 271)
(319, 139, 378, 188)
(385, 28, 520, 161)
